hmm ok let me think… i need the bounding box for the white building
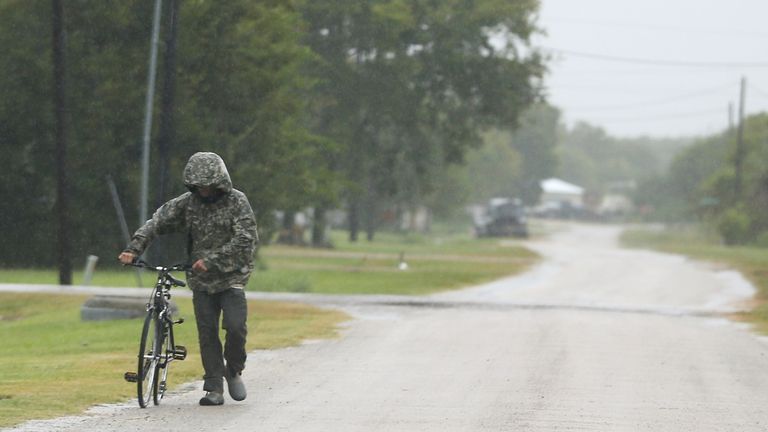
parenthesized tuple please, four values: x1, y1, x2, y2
(539, 178, 584, 208)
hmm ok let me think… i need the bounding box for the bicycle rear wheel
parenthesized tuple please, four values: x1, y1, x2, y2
(137, 311, 160, 408)
(155, 319, 174, 405)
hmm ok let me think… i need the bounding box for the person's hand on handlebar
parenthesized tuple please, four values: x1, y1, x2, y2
(118, 251, 136, 265)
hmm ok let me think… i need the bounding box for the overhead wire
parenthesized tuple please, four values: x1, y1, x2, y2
(543, 46, 768, 68)
(749, 83, 768, 102)
(577, 108, 725, 123)
(537, 19, 768, 133)
(541, 16, 768, 39)
(556, 83, 735, 112)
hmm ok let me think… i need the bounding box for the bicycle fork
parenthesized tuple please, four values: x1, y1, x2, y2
(124, 317, 187, 384)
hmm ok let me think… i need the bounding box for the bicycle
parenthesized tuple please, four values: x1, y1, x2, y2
(123, 260, 190, 408)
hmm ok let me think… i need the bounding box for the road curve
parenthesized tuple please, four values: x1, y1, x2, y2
(6, 223, 768, 432)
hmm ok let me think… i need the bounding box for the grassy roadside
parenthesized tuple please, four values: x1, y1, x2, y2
(0, 293, 347, 428)
(621, 225, 768, 332)
(0, 229, 537, 427)
(0, 229, 539, 295)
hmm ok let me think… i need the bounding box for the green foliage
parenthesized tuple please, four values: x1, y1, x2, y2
(755, 231, 768, 249)
(298, 0, 544, 236)
(0, 2, 59, 265)
(464, 129, 524, 202)
(638, 112, 768, 244)
(717, 206, 752, 245)
(508, 103, 560, 204)
(558, 122, 688, 193)
(419, 103, 560, 215)
(634, 132, 728, 222)
(0, 1, 319, 266)
(0, 0, 546, 267)
(173, 1, 319, 234)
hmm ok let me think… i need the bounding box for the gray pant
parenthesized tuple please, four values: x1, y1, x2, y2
(192, 288, 248, 393)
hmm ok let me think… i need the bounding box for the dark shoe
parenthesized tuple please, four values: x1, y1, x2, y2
(199, 391, 224, 406)
(225, 369, 247, 401)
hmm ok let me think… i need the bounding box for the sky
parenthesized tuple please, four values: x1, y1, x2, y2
(534, 0, 768, 138)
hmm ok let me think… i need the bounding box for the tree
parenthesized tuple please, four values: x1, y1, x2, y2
(173, 1, 320, 241)
(462, 129, 523, 203)
(557, 122, 686, 194)
(299, 0, 544, 240)
(0, 1, 66, 267)
(634, 113, 768, 244)
(0, 1, 321, 266)
(509, 103, 559, 204)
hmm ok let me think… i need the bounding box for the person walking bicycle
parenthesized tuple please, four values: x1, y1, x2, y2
(119, 152, 258, 406)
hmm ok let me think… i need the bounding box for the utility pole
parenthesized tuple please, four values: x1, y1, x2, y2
(139, 0, 163, 228)
(734, 77, 746, 199)
(153, 0, 180, 263)
(728, 102, 734, 131)
(52, 0, 71, 285)
(156, 0, 179, 210)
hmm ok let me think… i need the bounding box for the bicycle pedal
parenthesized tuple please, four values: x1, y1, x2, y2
(174, 318, 184, 325)
(173, 345, 187, 360)
(124, 372, 138, 383)
(159, 381, 167, 392)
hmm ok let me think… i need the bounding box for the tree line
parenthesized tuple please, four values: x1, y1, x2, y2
(635, 112, 768, 245)
(0, 0, 545, 274)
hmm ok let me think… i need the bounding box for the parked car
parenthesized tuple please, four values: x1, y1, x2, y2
(473, 197, 528, 238)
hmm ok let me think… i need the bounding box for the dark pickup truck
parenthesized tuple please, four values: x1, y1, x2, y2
(473, 198, 529, 238)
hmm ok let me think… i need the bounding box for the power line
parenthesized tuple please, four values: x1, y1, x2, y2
(551, 66, 743, 78)
(543, 16, 768, 39)
(578, 108, 725, 123)
(543, 47, 768, 68)
(749, 83, 768, 101)
(558, 83, 734, 112)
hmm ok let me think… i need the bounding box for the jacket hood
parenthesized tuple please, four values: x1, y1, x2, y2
(183, 152, 233, 193)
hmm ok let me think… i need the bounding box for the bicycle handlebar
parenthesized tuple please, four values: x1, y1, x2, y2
(125, 259, 191, 272)
(122, 259, 191, 287)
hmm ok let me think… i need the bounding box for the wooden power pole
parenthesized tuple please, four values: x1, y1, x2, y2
(52, 0, 71, 285)
(156, 0, 179, 209)
(734, 77, 746, 199)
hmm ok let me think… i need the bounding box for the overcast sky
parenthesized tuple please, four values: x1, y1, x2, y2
(534, 0, 768, 138)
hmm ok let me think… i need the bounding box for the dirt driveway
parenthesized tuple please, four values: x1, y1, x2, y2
(7, 223, 768, 431)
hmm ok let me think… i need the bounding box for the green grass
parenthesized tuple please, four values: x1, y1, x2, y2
(0, 293, 347, 428)
(0, 229, 539, 295)
(621, 225, 768, 332)
(251, 229, 538, 295)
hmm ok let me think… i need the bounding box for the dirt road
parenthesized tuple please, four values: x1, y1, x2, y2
(8, 223, 768, 431)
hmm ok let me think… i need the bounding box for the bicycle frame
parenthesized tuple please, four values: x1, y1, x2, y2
(124, 260, 189, 407)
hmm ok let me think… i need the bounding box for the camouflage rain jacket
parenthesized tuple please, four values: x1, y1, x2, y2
(125, 152, 258, 294)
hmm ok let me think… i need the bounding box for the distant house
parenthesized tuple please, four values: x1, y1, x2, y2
(597, 180, 636, 218)
(598, 193, 633, 217)
(534, 178, 585, 217)
(540, 178, 584, 207)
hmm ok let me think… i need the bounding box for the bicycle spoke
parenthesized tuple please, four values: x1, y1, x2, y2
(137, 313, 160, 408)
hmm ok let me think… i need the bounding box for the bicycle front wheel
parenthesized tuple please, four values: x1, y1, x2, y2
(155, 318, 174, 405)
(137, 311, 160, 408)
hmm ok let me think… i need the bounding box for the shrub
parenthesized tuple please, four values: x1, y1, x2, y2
(755, 231, 768, 248)
(717, 207, 751, 245)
